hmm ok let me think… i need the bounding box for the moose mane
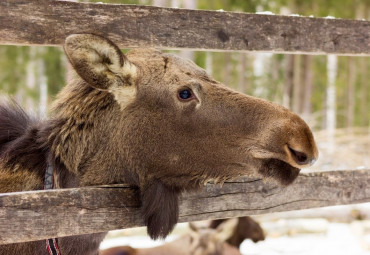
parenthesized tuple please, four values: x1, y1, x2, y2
(0, 78, 120, 191)
(0, 100, 47, 192)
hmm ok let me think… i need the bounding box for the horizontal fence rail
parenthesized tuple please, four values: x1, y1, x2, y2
(0, 0, 369, 55)
(1, 169, 370, 245)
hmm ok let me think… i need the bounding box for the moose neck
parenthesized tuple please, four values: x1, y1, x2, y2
(48, 79, 138, 188)
(57, 233, 108, 255)
(42, 80, 121, 254)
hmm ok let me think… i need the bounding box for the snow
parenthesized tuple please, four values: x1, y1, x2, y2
(100, 235, 176, 250)
(243, 223, 370, 255)
(241, 223, 368, 255)
(101, 222, 370, 255)
(256, 11, 275, 15)
(357, 166, 367, 170)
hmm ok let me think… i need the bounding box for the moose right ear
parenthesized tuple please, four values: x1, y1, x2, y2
(64, 34, 137, 90)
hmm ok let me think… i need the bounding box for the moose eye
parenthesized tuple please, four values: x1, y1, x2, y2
(178, 89, 193, 101)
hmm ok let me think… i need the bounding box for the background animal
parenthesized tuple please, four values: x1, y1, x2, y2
(0, 34, 317, 255)
(99, 219, 242, 255)
(209, 217, 265, 249)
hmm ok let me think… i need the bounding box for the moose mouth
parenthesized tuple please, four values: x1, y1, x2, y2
(258, 158, 300, 186)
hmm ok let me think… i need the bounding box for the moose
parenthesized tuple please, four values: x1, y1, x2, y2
(209, 216, 265, 248)
(0, 34, 318, 255)
(99, 217, 264, 255)
(99, 219, 242, 255)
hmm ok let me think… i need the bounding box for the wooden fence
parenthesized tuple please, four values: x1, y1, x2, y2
(0, 0, 369, 245)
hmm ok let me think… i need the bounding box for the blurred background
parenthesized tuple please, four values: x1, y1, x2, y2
(0, 0, 369, 254)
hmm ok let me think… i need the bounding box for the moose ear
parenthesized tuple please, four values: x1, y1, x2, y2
(64, 34, 137, 90)
(215, 218, 238, 241)
(189, 222, 200, 233)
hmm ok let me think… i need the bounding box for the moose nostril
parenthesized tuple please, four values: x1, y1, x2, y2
(288, 147, 309, 165)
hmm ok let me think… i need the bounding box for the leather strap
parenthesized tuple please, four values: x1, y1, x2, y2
(44, 164, 61, 255)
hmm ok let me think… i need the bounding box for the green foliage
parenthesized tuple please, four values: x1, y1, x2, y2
(43, 47, 66, 96)
(0, 46, 28, 95)
(0, 46, 65, 111)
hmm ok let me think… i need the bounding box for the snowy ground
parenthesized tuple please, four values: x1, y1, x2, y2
(242, 221, 370, 255)
(306, 128, 370, 172)
(101, 218, 370, 254)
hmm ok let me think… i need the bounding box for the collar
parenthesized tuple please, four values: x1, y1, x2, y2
(44, 163, 61, 255)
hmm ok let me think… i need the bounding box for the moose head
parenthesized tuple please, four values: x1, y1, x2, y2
(60, 34, 317, 238)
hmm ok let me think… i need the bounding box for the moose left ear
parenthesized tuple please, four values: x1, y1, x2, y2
(215, 218, 238, 241)
(64, 34, 137, 90)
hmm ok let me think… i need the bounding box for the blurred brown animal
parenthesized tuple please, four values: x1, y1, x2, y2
(210, 217, 265, 248)
(0, 34, 318, 255)
(99, 219, 242, 255)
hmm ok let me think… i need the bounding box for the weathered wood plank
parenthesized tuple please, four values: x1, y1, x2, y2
(1, 169, 370, 244)
(0, 1, 369, 55)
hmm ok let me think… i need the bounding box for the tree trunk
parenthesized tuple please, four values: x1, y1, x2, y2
(359, 57, 369, 127)
(283, 55, 294, 109)
(182, 0, 197, 9)
(302, 55, 314, 123)
(205, 51, 213, 76)
(356, 3, 369, 128)
(238, 53, 246, 93)
(271, 55, 280, 103)
(223, 52, 232, 86)
(346, 57, 356, 129)
(153, 0, 168, 7)
(37, 48, 48, 118)
(244, 54, 252, 95)
(25, 47, 37, 113)
(170, 0, 179, 8)
(292, 55, 302, 114)
(326, 54, 338, 153)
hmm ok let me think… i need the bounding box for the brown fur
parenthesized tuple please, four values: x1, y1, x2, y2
(209, 217, 265, 248)
(0, 34, 318, 255)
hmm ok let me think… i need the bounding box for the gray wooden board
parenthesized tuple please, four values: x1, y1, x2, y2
(0, 0, 369, 55)
(1, 169, 370, 244)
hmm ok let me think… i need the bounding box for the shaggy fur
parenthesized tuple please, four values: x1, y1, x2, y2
(0, 34, 318, 255)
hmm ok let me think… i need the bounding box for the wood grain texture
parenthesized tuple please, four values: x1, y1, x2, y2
(0, 0, 369, 55)
(1, 169, 370, 244)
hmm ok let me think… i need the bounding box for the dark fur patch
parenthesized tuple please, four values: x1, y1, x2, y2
(141, 180, 180, 239)
(163, 57, 169, 72)
(0, 100, 35, 155)
(115, 252, 131, 255)
(2, 126, 48, 177)
(0, 100, 47, 179)
(258, 159, 300, 186)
